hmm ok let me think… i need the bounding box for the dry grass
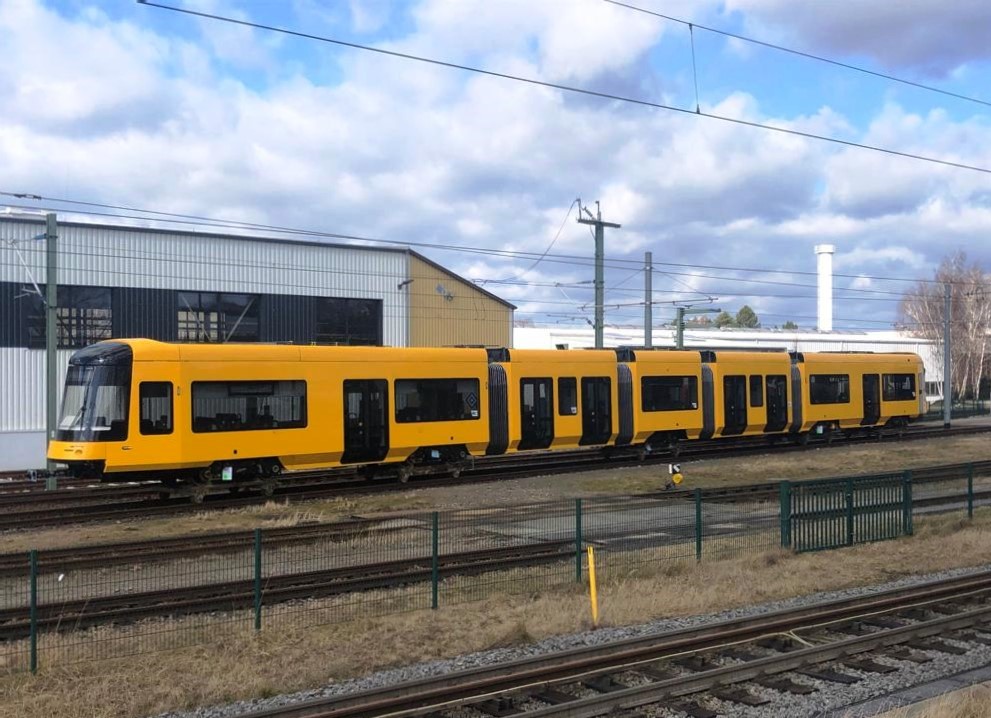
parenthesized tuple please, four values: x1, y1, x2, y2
(876, 684, 991, 717)
(2, 510, 991, 718)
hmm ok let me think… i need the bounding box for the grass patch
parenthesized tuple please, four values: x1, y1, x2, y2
(2, 509, 991, 718)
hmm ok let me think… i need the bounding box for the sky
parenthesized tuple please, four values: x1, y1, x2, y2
(2, 0, 991, 332)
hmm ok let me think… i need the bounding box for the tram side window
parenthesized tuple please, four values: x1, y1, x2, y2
(139, 382, 173, 435)
(191, 380, 307, 432)
(641, 376, 698, 412)
(883, 373, 916, 401)
(749, 376, 764, 407)
(395, 379, 480, 423)
(558, 377, 577, 415)
(809, 374, 850, 404)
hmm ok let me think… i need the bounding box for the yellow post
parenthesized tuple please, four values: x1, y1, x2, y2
(587, 545, 599, 628)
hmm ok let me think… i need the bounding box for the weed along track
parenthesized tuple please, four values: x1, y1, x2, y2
(3, 423, 988, 531)
(234, 571, 991, 718)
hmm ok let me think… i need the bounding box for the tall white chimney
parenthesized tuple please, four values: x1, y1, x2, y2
(814, 244, 835, 332)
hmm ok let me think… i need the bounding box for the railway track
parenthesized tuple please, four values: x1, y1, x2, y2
(0, 540, 575, 640)
(2, 421, 988, 531)
(234, 570, 991, 718)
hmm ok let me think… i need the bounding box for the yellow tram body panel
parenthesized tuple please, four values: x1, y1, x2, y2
(50, 340, 491, 475)
(495, 349, 619, 452)
(705, 351, 793, 438)
(622, 350, 705, 444)
(793, 352, 925, 432)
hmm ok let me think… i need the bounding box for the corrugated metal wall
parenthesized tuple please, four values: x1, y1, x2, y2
(0, 348, 72, 432)
(408, 255, 513, 347)
(0, 218, 408, 346)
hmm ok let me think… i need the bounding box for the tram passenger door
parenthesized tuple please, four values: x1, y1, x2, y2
(722, 375, 747, 435)
(518, 378, 554, 450)
(341, 380, 389, 463)
(764, 374, 788, 432)
(579, 377, 611, 445)
(862, 374, 881, 426)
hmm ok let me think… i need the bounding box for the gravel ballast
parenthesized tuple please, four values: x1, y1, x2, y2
(153, 562, 991, 718)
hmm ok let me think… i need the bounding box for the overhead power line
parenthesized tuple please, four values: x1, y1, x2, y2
(603, 0, 991, 109)
(135, 0, 991, 176)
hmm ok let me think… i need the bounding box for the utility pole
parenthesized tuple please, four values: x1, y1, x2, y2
(45, 213, 58, 471)
(644, 251, 652, 348)
(577, 200, 620, 349)
(675, 306, 720, 349)
(943, 282, 952, 429)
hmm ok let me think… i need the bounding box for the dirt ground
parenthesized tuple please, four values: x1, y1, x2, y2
(3, 432, 989, 554)
(2, 510, 991, 718)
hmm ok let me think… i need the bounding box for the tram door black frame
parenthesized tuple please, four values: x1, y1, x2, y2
(519, 378, 554, 450)
(722, 375, 748, 435)
(579, 377, 612, 446)
(764, 374, 789, 432)
(862, 374, 881, 426)
(341, 379, 389, 463)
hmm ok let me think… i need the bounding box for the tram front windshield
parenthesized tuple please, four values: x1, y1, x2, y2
(57, 365, 131, 442)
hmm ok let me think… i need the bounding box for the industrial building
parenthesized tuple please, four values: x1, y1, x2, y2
(0, 214, 514, 470)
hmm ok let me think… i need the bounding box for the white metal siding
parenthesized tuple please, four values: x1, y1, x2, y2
(0, 219, 409, 346)
(0, 348, 72, 433)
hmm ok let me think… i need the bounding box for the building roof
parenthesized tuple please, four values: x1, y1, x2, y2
(0, 214, 515, 310)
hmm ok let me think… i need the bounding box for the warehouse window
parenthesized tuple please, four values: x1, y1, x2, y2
(191, 380, 306, 432)
(177, 292, 259, 342)
(139, 382, 173, 435)
(749, 375, 764, 407)
(25, 285, 112, 349)
(314, 297, 382, 345)
(809, 374, 850, 404)
(395, 378, 480, 422)
(883, 373, 916, 401)
(641, 376, 698, 412)
(558, 377, 577, 415)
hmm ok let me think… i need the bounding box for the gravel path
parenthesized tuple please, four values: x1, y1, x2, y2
(153, 562, 991, 718)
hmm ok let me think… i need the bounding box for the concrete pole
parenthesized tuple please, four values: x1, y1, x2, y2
(675, 307, 685, 349)
(944, 282, 952, 428)
(644, 251, 652, 348)
(45, 213, 58, 471)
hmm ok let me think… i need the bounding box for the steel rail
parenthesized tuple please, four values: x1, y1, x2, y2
(234, 570, 991, 718)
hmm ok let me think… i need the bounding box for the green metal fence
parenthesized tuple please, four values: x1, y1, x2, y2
(781, 472, 911, 553)
(2, 460, 987, 675)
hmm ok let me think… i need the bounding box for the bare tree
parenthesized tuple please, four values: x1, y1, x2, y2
(900, 252, 991, 401)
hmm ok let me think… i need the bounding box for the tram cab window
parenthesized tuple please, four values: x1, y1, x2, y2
(749, 376, 764, 407)
(558, 377, 577, 415)
(191, 380, 307, 432)
(140, 382, 173, 435)
(809, 374, 850, 404)
(395, 379, 480, 423)
(882, 373, 916, 401)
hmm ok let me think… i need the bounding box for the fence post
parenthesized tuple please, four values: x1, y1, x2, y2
(694, 488, 703, 562)
(845, 478, 855, 546)
(431, 512, 439, 610)
(253, 528, 262, 631)
(575, 498, 583, 582)
(968, 464, 974, 520)
(29, 550, 38, 674)
(779, 481, 792, 549)
(903, 470, 914, 536)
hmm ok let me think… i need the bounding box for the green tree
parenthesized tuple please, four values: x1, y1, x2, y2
(782, 320, 798, 330)
(714, 311, 736, 328)
(735, 305, 760, 328)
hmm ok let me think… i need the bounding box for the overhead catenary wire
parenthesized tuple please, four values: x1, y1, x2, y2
(602, 0, 991, 110)
(135, 0, 991, 176)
